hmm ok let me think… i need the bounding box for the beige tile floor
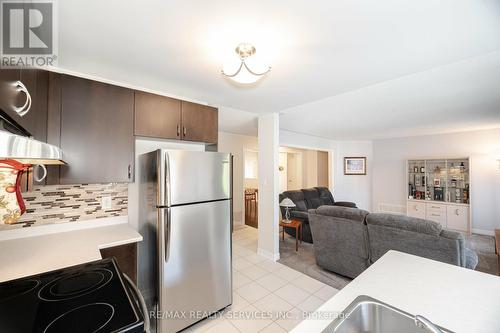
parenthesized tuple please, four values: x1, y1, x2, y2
(185, 226, 339, 333)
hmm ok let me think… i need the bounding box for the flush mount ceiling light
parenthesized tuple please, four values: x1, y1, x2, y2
(221, 43, 271, 84)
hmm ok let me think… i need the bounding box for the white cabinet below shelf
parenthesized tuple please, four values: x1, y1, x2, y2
(425, 202, 447, 227)
(407, 202, 426, 219)
(446, 205, 469, 232)
(406, 200, 470, 233)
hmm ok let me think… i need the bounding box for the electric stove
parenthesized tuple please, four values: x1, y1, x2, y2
(0, 258, 145, 333)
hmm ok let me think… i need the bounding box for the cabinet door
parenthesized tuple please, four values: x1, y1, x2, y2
(44, 72, 62, 185)
(100, 243, 137, 284)
(0, 69, 47, 141)
(0, 68, 21, 118)
(181, 101, 218, 143)
(446, 205, 469, 232)
(134, 91, 181, 139)
(59, 75, 135, 184)
(407, 202, 425, 219)
(425, 203, 447, 227)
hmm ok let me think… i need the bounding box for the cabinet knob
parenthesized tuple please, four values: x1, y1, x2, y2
(183, 126, 186, 136)
(128, 164, 132, 179)
(176, 125, 180, 137)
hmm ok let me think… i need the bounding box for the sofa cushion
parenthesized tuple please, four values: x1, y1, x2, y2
(313, 206, 369, 222)
(366, 213, 442, 236)
(302, 188, 323, 209)
(333, 201, 357, 208)
(309, 209, 370, 278)
(282, 190, 308, 211)
(290, 210, 309, 221)
(315, 187, 335, 205)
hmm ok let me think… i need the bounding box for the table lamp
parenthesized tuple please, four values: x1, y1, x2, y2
(279, 198, 296, 223)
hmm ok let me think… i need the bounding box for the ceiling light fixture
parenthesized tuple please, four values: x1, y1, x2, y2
(222, 43, 271, 84)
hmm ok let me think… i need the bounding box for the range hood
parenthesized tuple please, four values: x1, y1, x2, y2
(0, 130, 65, 165)
(0, 111, 65, 165)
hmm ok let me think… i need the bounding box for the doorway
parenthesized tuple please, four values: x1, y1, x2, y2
(279, 146, 330, 192)
(243, 149, 258, 228)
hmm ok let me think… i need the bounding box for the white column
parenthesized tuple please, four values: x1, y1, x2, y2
(257, 113, 280, 261)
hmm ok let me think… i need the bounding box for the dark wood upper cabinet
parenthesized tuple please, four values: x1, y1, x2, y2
(59, 75, 135, 184)
(181, 101, 218, 144)
(134, 91, 181, 140)
(0, 68, 21, 117)
(0, 68, 48, 141)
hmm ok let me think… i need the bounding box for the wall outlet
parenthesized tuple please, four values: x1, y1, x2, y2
(101, 196, 112, 210)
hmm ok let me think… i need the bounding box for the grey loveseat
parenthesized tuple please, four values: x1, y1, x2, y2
(279, 187, 356, 243)
(308, 206, 478, 279)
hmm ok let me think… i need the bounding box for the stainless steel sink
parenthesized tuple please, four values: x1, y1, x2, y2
(323, 295, 453, 333)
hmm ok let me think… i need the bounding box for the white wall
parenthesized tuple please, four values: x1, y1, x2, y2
(372, 128, 500, 233)
(217, 132, 258, 225)
(280, 130, 373, 210)
(258, 114, 280, 261)
(128, 137, 205, 230)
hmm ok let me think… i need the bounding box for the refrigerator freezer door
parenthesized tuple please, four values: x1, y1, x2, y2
(162, 150, 231, 206)
(159, 200, 232, 333)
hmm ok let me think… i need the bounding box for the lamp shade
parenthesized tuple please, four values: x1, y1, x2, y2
(279, 198, 296, 208)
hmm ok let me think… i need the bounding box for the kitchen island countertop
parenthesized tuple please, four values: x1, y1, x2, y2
(292, 250, 500, 333)
(0, 216, 142, 282)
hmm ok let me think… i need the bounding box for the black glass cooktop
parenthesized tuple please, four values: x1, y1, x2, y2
(0, 258, 144, 333)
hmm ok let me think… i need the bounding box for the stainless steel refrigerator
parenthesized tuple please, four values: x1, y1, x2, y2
(137, 149, 232, 333)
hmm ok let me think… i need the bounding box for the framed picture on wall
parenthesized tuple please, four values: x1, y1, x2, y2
(344, 157, 367, 175)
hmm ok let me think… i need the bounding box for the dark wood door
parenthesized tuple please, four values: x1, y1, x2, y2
(59, 75, 135, 184)
(244, 188, 258, 228)
(181, 101, 218, 143)
(134, 91, 181, 139)
(0, 68, 47, 141)
(100, 243, 137, 284)
(0, 68, 21, 118)
(43, 72, 62, 185)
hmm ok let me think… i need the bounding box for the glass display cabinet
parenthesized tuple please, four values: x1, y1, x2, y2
(406, 158, 470, 234)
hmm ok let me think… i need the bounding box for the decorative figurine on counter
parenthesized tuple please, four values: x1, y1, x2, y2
(0, 160, 30, 224)
(434, 187, 444, 201)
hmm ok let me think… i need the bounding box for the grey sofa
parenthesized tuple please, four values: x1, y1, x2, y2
(279, 187, 356, 243)
(308, 206, 478, 279)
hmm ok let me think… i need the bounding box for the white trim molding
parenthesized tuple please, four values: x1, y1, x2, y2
(471, 228, 495, 236)
(258, 248, 280, 262)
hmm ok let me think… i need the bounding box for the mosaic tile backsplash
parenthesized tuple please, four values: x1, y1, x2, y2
(0, 183, 128, 230)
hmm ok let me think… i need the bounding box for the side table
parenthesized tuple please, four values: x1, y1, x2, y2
(279, 219, 302, 252)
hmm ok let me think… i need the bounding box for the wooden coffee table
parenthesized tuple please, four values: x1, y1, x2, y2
(495, 229, 500, 276)
(279, 219, 302, 252)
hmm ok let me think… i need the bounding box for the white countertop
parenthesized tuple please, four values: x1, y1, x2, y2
(292, 250, 500, 333)
(0, 217, 142, 282)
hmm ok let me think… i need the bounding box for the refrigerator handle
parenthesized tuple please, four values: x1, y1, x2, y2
(158, 150, 171, 207)
(165, 208, 171, 262)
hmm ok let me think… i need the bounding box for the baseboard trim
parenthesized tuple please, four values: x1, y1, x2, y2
(472, 228, 495, 236)
(257, 248, 280, 261)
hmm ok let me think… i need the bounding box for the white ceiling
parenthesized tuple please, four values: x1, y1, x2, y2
(58, 0, 500, 139)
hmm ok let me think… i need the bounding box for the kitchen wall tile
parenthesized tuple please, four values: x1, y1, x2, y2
(0, 183, 127, 230)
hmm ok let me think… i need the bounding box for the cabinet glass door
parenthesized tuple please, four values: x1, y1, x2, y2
(447, 159, 469, 204)
(408, 160, 426, 200)
(426, 160, 447, 202)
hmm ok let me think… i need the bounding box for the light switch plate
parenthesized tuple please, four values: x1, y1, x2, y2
(101, 196, 112, 210)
